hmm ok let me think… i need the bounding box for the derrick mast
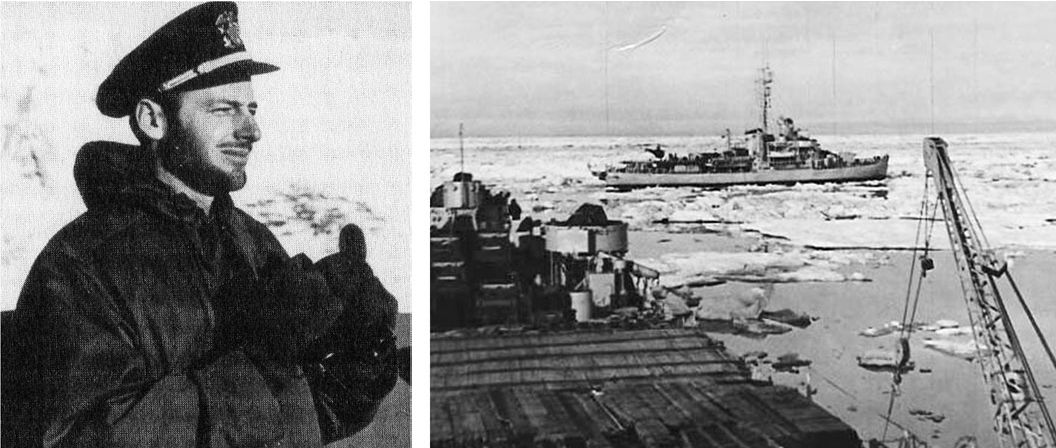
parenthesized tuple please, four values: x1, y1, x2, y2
(922, 137, 1056, 448)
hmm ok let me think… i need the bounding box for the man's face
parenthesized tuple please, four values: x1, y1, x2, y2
(160, 80, 261, 195)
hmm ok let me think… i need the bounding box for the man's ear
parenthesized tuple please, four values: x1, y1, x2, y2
(134, 98, 169, 141)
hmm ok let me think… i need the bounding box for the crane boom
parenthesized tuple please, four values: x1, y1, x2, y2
(923, 137, 1056, 448)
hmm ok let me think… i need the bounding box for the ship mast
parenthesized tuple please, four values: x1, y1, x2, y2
(459, 122, 465, 175)
(758, 66, 773, 133)
(752, 66, 774, 169)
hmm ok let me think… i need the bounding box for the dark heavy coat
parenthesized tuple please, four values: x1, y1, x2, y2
(5, 141, 386, 447)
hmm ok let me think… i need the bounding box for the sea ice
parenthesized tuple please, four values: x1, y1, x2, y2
(693, 286, 770, 320)
(934, 326, 973, 337)
(934, 319, 960, 328)
(635, 250, 869, 288)
(923, 339, 991, 360)
(857, 349, 913, 370)
(432, 133, 1056, 250)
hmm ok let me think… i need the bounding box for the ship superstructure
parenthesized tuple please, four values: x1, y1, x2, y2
(593, 67, 889, 189)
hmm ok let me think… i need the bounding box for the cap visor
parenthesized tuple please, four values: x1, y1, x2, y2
(243, 59, 280, 77)
(173, 59, 280, 93)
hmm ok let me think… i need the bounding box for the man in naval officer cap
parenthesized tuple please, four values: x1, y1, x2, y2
(4, 3, 400, 447)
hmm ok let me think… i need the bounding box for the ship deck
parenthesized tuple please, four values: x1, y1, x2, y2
(431, 327, 862, 447)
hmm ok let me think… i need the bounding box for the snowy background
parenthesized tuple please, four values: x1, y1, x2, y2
(1, 3, 411, 311)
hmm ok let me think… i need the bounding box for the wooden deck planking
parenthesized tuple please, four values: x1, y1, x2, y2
(431, 328, 861, 447)
(434, 338, 721, 366)
(431, 328, 717, 354)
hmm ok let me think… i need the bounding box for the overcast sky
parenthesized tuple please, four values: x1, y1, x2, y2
(432, 2, 1056, 138)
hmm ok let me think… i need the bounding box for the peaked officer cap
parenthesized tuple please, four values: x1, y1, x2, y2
(97, 2, 279, 118)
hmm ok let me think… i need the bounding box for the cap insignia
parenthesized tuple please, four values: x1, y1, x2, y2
(215, 11, 243, 49)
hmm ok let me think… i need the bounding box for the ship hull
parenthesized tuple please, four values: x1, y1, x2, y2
(603, 158, 888, 189)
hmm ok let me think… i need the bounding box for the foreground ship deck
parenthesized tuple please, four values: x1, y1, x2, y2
(431, 327, 862, 447)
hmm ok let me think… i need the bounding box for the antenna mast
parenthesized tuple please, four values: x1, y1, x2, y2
(459, 123, 465, 175)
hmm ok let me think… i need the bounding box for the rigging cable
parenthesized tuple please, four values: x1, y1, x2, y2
(896, 178, 931, 340)
(949, 155, 991, 250)
(881, 177, 932, 442)
(1006, 272, 1056, 371)
(809, 361, 926, 444)
(906, 198, 941, 333)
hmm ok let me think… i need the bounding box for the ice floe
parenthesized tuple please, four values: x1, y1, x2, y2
(857, 319, 991, 361)
(857, 349, 915, 371)
(635, 249, 872, 288)
(923, 339, 991, 360)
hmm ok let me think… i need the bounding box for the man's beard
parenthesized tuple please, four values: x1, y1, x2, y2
(157, 125, 247, 196)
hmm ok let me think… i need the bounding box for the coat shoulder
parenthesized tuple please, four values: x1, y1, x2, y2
(37, 208, 140, 265)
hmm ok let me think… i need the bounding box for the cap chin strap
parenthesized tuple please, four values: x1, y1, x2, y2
(159, 52, 254, 92)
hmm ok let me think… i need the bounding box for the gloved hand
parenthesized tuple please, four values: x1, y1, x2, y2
(306, 253, 399, 437)
(302, 322, 399, 441)
(301, 224, 401, 442)
(218, 253, 344, 365)
(313, 224, 398, 341)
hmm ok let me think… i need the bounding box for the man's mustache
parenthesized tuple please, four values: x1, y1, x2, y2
(218, 142, 253, 151)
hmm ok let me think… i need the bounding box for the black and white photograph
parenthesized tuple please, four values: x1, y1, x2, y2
(2, 2, 410, 447)
(431, 2, 1056, 447)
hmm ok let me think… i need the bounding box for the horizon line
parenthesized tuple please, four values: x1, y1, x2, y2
(430, 121, 1056, 140)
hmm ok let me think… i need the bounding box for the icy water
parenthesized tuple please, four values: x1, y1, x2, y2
(432, 132, 1056, 250)
(629, 231, 1056, 448)
(432, 132, 1056, 447)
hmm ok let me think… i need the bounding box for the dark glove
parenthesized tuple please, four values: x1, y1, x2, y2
(301, 224, 401, 442)
(228, 253, 343, 364)
(302, 323, 399, 442)
(315, 254, 397, 336)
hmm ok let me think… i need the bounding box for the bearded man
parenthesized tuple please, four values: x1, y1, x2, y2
(2, 3, 399, 447)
